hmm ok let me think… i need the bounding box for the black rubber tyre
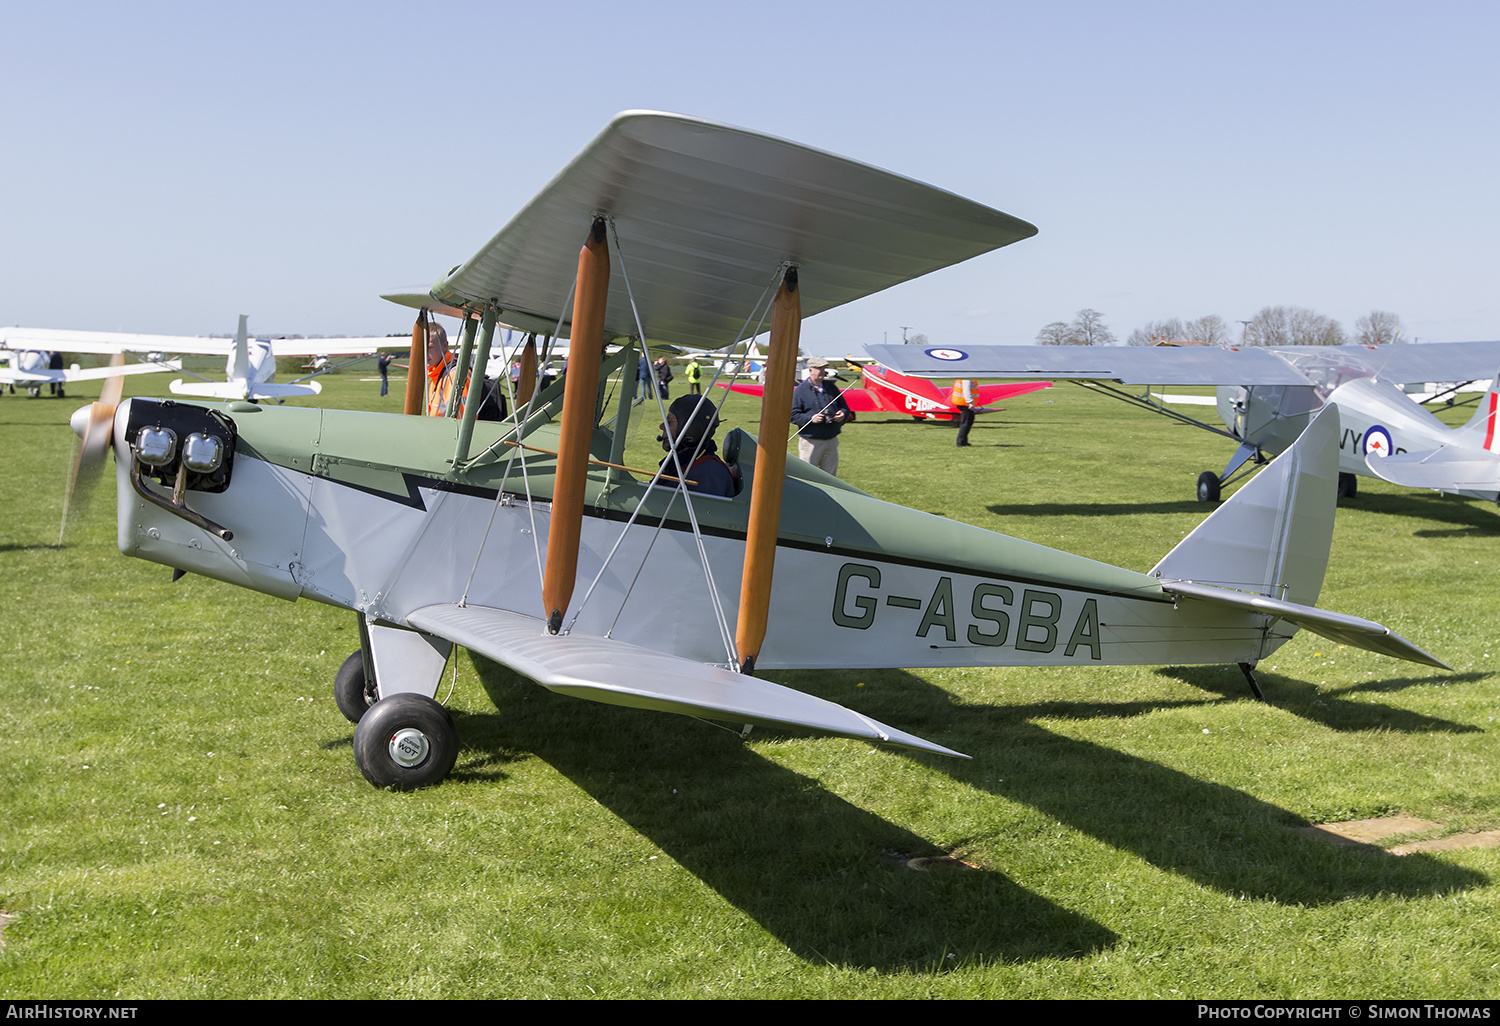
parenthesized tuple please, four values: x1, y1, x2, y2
(352, 693, 459, 791)
(1337, 472, 1358, 499)
(334, 649, 378, 724)
(1196, 471, 1221, 503)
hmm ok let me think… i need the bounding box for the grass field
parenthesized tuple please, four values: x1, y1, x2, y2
(2, 362, 1498, 998)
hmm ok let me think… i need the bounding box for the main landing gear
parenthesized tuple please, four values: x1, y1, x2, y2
(336, 620, 460, 790)
(352, 692, 459, 791)
(1196, 471, 1221, 503)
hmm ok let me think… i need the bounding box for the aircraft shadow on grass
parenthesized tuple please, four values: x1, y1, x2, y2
(767, 668, 1487, 909)
(445, 656, 1484, 970)
(1156, 666, 1487, 736)
(465, 658, 1117, 971)
(1347, 492, 1500, 539)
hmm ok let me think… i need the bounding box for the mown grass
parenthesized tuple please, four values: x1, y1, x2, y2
(1, 361, 1497, 998)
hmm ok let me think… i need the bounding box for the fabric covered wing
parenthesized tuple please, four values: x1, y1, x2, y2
(423, 112, 1037, 348)
(865, 343, 1310, 385)
(405, 604, 966, 757)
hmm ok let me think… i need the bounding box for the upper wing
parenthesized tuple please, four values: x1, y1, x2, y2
(406, 111, 1037, 347)
(0, 327, 409, 359)
(865, 340, 1500, 388)
(405, 604, 965, 758)
(0, 327, 233, 357)
(865, 343, 1311, 385)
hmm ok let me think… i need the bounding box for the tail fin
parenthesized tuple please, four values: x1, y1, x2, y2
(1151, 406, 1448, 669)
(1152, 405, 1339, 606)
(1453, 366, 1500, 453)
(230, 314, 251, 388)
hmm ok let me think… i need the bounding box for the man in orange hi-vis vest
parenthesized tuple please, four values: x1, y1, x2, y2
(951, 377, 977, 447)
(424, 322, 456, 417)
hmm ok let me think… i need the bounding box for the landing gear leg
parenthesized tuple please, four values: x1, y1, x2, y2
(1239, 661, 1266, 702)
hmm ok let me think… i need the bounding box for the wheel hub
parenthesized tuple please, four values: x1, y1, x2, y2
(389, 727, 430, 768)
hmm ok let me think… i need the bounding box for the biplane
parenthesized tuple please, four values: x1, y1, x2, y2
(70, 112, 1446, 790)
(720, 361, 1051, 421)
(3, 318, 405, 402)
(866, 341, 1500, 502)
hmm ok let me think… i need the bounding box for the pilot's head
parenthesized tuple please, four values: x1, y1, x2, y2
(660, 395, 719, 454)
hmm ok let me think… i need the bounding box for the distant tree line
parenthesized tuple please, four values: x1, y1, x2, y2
(1036, 308, 1403, 346)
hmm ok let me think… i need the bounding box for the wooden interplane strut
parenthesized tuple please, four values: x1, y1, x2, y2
(734, 268, 801, 675)
(403, 309, 427, 416)
(541, 219, 610, 633)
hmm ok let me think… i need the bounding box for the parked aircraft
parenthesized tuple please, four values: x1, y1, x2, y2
(721, 361, 1051, 421)
(865, 341, 1500, 502)
(3, 320, 406, 402)
(69, 112, 1444, 791)
(0, 338, 180, 397)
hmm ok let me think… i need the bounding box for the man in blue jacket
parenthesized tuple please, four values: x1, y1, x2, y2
(790, 358, 854, 477)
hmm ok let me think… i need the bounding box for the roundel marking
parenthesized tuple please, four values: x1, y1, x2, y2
(925, 348, 967, 362)
(1363, 425, 1393, 458)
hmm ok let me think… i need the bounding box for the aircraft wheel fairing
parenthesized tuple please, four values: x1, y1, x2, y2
(1196, 471, 1221, 503)
(334, 649, 377, 724)
(353, 693, 458, 790)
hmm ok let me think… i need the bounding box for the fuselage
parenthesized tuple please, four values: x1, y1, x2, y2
(112, 396, 1284, 671)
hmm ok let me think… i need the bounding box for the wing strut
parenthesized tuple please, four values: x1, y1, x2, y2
(542, 218, 610, 634)
(735, 267, 801, 675)
(403, 310, 427, 416)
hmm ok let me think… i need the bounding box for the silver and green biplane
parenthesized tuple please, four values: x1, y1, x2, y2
(72, 112, 1447, 789)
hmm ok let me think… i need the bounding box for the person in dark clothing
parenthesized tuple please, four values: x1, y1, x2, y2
(659, 395, 739, 497)
(635, 355, 652, 405)
(789, 357, 853, 476)
(378, 352, 393, 397)
(655, 357, 673, 399)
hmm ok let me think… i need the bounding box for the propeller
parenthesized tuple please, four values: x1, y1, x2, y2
(60, 353, 125, 543)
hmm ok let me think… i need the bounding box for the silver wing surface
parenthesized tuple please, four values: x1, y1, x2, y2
(0, 327, 406, 357)
(864, 340, 1500, 387)
(404, 605, 966, 758)
(401, 111, 1038, 347)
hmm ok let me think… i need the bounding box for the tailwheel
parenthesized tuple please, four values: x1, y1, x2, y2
(353, 693, 459, 790)
(1196, 471, 1221, 503)
(334, 649, 378, 724)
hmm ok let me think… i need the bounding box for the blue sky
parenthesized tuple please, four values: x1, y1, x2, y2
(3, 1, 1496, 351)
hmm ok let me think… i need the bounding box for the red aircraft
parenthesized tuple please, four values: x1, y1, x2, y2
(719, 361, 1051, 421)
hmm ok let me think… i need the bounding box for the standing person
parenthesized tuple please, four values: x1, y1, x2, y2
(635, 355, 652, 405)
(654, 356, 673, 399)
(790, 357, 854, 476)
(424, 322, 456, 417)
(685, 355, 702, 395)
(951, 377, 977, 447)
(378, 352, 393, 397)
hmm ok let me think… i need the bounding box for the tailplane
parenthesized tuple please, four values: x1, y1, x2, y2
(1151, 407, 1447, 669)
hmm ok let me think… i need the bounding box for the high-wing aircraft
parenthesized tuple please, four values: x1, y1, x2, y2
(865, 341, 1500, 502)
(2, 319, 407, 402)
(720, 361, 1051, 421)
(0, 339, 181, 397)
(68, 111, 1446, 791)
